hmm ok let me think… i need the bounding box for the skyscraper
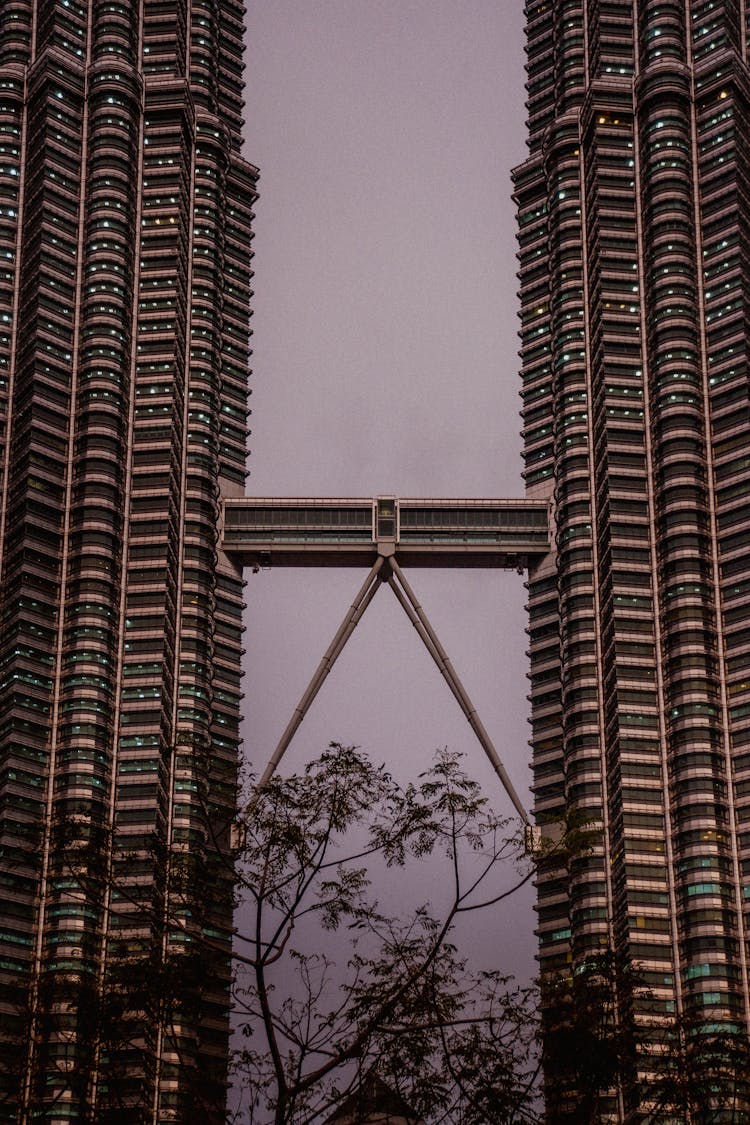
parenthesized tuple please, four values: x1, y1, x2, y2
(0, 3, 257, 1121)
(515, 0, 750, 1116)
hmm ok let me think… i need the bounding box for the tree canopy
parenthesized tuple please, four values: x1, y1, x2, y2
(230, 744, 540, 1124)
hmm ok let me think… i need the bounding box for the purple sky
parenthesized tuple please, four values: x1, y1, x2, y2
(240, 2, 534, 982)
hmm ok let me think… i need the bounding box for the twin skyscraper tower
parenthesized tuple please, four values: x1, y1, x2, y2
(0, 3, 256, 1118)
(2, 2, 750, 1122)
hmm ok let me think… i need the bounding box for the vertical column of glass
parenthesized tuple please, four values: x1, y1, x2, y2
(583, 90, 678, 1108)
(517, 2, 589, 1106)
(0, 8, 32, 1119)
(104, 4, 190, 1117)
(638, 19, 740, 1048)
(175, 147, 256, 1114)
(692, 1, 750, 1041)
(47, 9, 145, 1121)
(515, 149, 563, 978)
(553, 109, 607, 969)
(4, 5, 91, 1114)
(516, 150, 560, 914)
(159, 118, 231, 1115)
(515, 0, 574, 1006)
(542, 114, 603, 1005)
(137, 0, 254, 1112)
(35, 52, 142, 1125)
(121, 144, 189, 1121)
(704, 75, 750, 988)
(211, 162, 255, 1025)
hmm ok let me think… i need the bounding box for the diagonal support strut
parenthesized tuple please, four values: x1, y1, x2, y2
(386, 557, 529, 824)
(254, 550, 529, 824)
(257, 557, 385, 787)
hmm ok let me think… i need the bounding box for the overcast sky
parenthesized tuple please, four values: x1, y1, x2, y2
(240, 1, 533, 983)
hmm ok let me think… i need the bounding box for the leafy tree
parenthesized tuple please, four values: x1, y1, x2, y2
(229, 744, 541, 1125)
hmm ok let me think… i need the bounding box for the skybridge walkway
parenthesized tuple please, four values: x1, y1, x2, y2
(222, 495, 550, 569)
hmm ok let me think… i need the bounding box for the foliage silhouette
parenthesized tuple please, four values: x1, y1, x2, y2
(230, 744, 540, 1125)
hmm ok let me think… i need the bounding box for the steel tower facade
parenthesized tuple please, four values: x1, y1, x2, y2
(0, 2, 257, 1121)
(516, 0, 750, 1116)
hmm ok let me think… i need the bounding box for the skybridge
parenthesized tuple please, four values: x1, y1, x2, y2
(222, 495, 550, 569)
(222, 495, 552, 824)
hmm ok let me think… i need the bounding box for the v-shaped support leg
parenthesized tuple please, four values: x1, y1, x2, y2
(386, 557, 529, 823)
(255, 553, 529, 824)
(257, 557, 385, 787)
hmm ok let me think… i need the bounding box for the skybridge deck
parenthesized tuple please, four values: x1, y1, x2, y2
(222, 495, 551, 568)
